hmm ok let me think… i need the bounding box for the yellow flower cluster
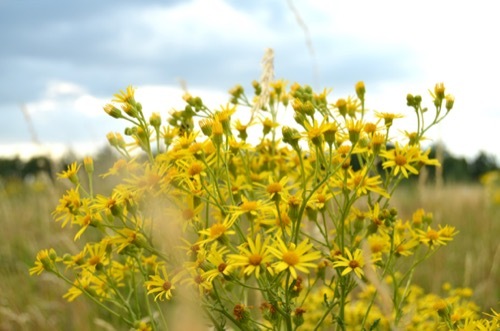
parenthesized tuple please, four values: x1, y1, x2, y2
(31, 78, 497, 330)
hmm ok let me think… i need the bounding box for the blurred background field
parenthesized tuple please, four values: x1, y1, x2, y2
(0, 152, 499, 330)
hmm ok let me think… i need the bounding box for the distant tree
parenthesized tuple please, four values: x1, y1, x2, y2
(442, 155, 471, 182)
(0, 157, 23, 179)
(469, 151, 498, 181)
(425, 144, 473, 183)
(21, 156, 54, 181)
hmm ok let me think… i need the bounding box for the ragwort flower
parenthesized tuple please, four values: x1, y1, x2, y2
(228, 234, 274, 279)
(380, 143, 420, 178)
(145, 265, 179, 301)
(57, 162, 81, 184)
(332, 248, 365, 278)
(268, 237, 322, 279)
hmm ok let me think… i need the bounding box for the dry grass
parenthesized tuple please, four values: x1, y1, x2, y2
(0, 180, 498, 329)
(0, 179, 100, 330)
(392, 183, 500, 310)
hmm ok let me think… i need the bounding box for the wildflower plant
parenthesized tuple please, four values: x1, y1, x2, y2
(31, 52, 499, 330)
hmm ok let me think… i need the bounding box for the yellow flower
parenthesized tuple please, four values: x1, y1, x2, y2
(367, 233, 391, 256)
(30, 249, 55, 275)
(52, 188, 84, 228)
(303, 119, 329, 146)
(201, 242, 234, 283)
(228, 196, 274, 223)
(380, 143, 419, 178)
(332, 248, 365, 278)
(57, 162, 81, 184)
(268, 238, 322, 279)
(112, 85, 135, 104)
(374, 111, 404, 127)
(73, 204, 102, 241)
(270, 79, 288, 96)
(345, 168, 390, 198)
(261, 117, 279, 135)
(63, 251, 86, 270)
(307, 185, 334, 211)
(63, 271, 93, 302)
(81, 241, 110, 272)
(228, 234, 274, 279)
(416, 225, 457, 248)
(345, 119, 364, 144)
(145, 266, 179, 301)
(92, 190, 126, 217)
(111, 228, 148, 253)
(198, 217, 236, 245)
(133, 321, 153, 331)
(254, 175, 295, 202)
(394, 231, 419, 257)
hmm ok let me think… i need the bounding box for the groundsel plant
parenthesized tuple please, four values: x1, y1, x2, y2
(31, 56, 499, 330)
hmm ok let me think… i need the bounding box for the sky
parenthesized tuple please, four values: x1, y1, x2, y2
(1, 0, 499, 162)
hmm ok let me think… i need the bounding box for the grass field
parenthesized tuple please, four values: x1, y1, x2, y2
(0, 178, 498, 330)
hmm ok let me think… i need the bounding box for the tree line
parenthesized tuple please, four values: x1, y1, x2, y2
(0, 145, 498, 184)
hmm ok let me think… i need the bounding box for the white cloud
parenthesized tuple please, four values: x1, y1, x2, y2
(74, 94, 107, 117)
(136, 0, 277, 52)
(27, 80, 88, 115)
(45, 80, 86, 98)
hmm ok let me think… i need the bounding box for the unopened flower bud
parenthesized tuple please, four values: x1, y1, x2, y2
(122, 103, 139, 118)
(406, 94, 414, 107)
(445, 94, 454, 112)
(199, 119, 213, 136)
(83, 156, 94, 174)
(355, 81, 366, 101)
(303, 100, 315, 116)
(252, 80, 261, 96)
(293, 308, 306, 327)
(211, 121, 223, 147)
(336, 98, 347, 117)
(323, 123, 338, 147)
(48, 248, 58, 261)
(107, 132, 118, 146)
(293, 112, 306, 126)
(282, 126, 301, 150)
(149, 112, 162, 128)
(103, 104, 122, 118)
(115, 133, 126, 148)
(229, 84, 244, 99)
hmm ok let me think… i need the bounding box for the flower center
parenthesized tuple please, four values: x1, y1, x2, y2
(266, 182, 283, 194)
(427, 230, 439, 241)
(188, 162, 204, 176)
(348, 260, 360, 269)
(371, 242, 384, 253)
(82, 214, 91, 226)
(88, 256, 101, 266)
(241, 201, 258, 212)
(106, 198, 116, 209)
(282, 250, 299, 266)
(182, 209, 195, 221)
(210, 223, 226, 238)
(395, 155, 407, 166)
(162, 281, 172, 291)
(248, 253, 263, 266)
(218, 263, 227, 273)
(317, 194, 326, 203)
